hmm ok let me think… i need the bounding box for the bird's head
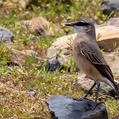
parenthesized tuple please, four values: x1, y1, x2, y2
(65, 18, 94, 33)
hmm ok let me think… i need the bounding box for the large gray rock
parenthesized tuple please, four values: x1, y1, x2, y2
(47, 95, 108, 119)
(0, 28, 13, 42)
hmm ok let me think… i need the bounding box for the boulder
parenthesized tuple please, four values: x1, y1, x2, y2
(46, 34, 74, 58)
(95, 25, 119, 51)
(21, 17, 58, 36)
(46, 34, 75, 71)
(47, 95, 108, 119)
(106, 17, 119, 26)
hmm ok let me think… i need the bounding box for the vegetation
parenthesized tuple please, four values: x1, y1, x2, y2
(0, 0, 118, 119)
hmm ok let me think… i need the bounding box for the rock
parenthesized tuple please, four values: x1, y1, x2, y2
(45, 56, 62, 71)
(76, 73, 118, 97)
(19, 0, 32, 9)
(77, 73, 111, 93)
(10, 0, 39, 9)
(101, 0, 119, 16)
(46, 34, 75, 65)
(106, 17, 119, 26)
(104, 52, 119, 76)
(47, 95, 108, 119)
(21, 17, 57, 36)
(9, 49, 39, 66)
(47, 34, 75, 57)
(97, 25, 119, 52)
(9, 49, 26, 66)
(0, 28, 13, 42)
(26, 88, 35, 96)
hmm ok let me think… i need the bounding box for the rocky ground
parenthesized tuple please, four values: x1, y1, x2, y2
(0, 0, 119, 119)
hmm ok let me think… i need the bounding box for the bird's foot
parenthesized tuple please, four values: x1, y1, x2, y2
(91, 101, 104, 110)
(90, 103, 97, 110)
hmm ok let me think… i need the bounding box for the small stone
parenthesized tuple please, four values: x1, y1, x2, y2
(47, 95, 108, 119)
(101, 0, 119, 16)
(45, 56, 61, 71)
(26, 88, 35, 96)
(0, 28, 13, 42)
(25, 50, 38, 56)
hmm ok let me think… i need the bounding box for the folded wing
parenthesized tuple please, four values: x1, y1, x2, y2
(78, 41, 119, 92)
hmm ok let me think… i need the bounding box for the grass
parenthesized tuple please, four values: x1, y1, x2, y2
(0, 0, 118, 119)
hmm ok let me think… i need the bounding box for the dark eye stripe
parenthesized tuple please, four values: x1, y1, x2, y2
(75, 21, 90, 26)
(65, 19, 92, 26)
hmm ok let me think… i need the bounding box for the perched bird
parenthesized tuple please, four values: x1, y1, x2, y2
(65, 18, 119, 102)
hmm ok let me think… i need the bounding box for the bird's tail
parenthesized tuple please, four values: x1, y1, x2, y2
(110, 80, 119, 96)
(114, 84, 119, 96)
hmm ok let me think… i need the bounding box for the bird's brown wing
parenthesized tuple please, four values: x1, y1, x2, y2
(78, 41, 116, 87)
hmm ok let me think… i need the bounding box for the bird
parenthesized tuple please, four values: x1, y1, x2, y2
(65, 18, 119, 102)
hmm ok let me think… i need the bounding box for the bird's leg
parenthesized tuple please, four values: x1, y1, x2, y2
(95, 82, 100, 103)
(84, 81, 97, 98)
(90, 82, 101, 110)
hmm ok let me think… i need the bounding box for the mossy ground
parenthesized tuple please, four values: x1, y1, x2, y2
(0, 1, 118, 119)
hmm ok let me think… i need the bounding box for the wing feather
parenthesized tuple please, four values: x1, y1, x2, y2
(79, 42, 119, 94)
(79, 41, 114, 82)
